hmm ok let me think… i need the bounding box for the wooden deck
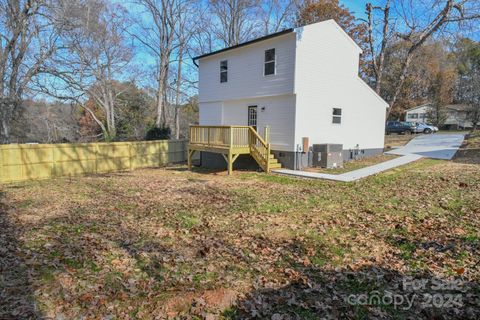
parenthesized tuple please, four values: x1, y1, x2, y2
(188, 126, 281, 174)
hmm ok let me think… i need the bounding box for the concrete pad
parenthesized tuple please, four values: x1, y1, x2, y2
(273, 154, 423, 182)
(385, 134, 464, 160)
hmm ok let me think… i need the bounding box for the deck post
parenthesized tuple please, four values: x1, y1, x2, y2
(266, 143, 271, 173)
(187, 149, 193, 170)
(227, 151, 233, 175)
(264, 126, 269, 143)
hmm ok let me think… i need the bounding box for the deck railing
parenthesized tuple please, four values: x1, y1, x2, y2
(248, 128, 270, 172)
(189, 125, 271, 172)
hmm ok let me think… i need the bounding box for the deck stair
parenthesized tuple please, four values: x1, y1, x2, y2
(188, 125, 281, 175)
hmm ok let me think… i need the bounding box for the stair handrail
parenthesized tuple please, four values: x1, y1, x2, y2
(248, 126, 271, 172)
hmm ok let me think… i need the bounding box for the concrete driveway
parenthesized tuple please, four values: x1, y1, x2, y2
(274, 134, 465, 181)
(385, 134, 465, 160)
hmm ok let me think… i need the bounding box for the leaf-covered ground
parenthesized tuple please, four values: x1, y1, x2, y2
(1, 157, 479, 319)
(384, 134, 414, 149)
(304, 154, 398, 174)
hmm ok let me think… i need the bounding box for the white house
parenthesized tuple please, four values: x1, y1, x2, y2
(193, 20, 389, 169)
(405, 103, 473, 129)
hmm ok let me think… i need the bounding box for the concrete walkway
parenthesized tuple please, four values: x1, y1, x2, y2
(273, 154, 423, 182)
(273, 134, 464, 182)
(385, 134, 465, 160)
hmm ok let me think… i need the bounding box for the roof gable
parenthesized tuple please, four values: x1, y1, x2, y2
(193, 19, 362, 62)
(193, 28, 293, 61)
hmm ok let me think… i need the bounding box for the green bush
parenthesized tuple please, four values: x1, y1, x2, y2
(145, 126, 171, 140)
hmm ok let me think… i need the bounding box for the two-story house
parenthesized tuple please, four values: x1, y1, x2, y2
(192, 20, 388, 170)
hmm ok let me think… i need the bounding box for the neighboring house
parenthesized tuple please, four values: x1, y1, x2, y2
(193, 20, 388, 169)
(405, 103, 473, 130)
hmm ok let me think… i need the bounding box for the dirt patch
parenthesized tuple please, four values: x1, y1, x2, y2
(454, 132, 480, 164)
(384, 133, 415, 148)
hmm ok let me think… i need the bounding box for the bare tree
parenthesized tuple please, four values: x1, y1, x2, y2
(0, 0, 60, 143)
(365, 0, 480, 117)
(366, 0, 391, 95)
(171, 0, 199, 139)
(209, 0, 261, 47)
(133, 0, 179, 128)
(260, 0, 297, 35)
(38, 0, 132, 140)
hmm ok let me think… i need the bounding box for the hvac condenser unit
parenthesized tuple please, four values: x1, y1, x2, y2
(312, 144, 343, 169)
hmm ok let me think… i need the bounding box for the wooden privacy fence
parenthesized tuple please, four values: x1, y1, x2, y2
(0, 140, 188, 183)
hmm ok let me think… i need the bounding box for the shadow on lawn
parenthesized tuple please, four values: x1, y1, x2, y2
(1, 180, 479, 319)
(229, 266, 479, 320)
(223, 235, 479, 320)
(0, 191, 43, 319)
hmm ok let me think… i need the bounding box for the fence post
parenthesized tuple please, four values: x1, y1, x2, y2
(0, 146, 3, 183)
(129, 142, 133, 171)
(51, 145, 56, 177)
(94, 143, 99, 174)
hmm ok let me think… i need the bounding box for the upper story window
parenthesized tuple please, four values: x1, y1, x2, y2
(408, 113, 418, 119)
(332, 108, 342, 124)
(264, 48, 275, 76)
(220, 60, 228, 83)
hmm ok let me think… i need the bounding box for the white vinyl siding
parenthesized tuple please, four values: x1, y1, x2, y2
(199, 101, 223, 125)
(197, 20, 389, 153)
(198, 33, 296, 103)
(294, 21, 387, 150)
(218, 95, 296, 151)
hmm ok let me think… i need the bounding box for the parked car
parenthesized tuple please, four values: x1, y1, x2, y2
(413, 122, 439, 134)
(385, 121, 417, 135)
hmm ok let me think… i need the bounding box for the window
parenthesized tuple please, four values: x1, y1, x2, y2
(408, 113, 418, 119)
(220, 60, 228, 83)
(264, 48, 275, 76)
(332, 108, 342, 124)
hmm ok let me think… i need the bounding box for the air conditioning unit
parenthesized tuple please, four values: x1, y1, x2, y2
(312, 144, 343, 168)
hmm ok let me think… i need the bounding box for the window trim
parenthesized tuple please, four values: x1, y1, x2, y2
(332, 108, 342, 124)
(220, 60, 228, 83)
(264, 48, 276, 76)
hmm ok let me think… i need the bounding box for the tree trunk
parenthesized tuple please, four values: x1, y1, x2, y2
(0, 117, 10, 144)
(386, 53, 413, 118)
(156, 72, 165, 128)
(0, 97, 18, 144)
(174, 48, 184, 139)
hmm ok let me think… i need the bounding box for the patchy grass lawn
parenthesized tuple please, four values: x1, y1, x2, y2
(1, 157, 479, 319)
(304, 153, 398, 174)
